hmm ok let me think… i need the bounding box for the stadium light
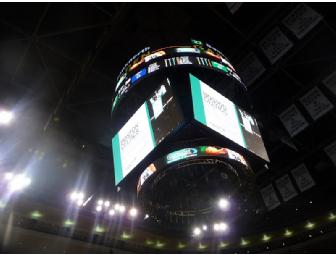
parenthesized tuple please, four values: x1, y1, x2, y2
(96, 205, 102, 212)
(129, 208, 138, 218)
(193, 227, 202, 237)
(218, 198, 230, 211)
(214, 222, 228, 233)
(4, 172, 13, 181)
(7, 174, 31, 192)
(119, 204, 126, 213)
(0, 110, 13, 125)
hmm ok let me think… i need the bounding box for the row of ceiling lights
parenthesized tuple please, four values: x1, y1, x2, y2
(68, 190, 139, 219)
(192, 197, 231, 237)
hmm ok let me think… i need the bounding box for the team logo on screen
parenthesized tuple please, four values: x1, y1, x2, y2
(176, 56, 192, 65)
(144, 51, 166, 62)
(148, 62, 160, 73)
(166, 148, 198, 164)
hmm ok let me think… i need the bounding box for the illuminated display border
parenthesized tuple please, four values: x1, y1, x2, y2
(136, 146, 248, 194)
(112, 52, 243, 112)
(116, 39, 230, 83)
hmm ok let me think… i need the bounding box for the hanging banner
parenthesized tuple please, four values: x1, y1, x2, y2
(325, 140, 336, 166)
(279, 105, 309, 137)
(282, 4, 322, 39)
(275, 174, 298, 202)
(300, 87, 333, 120)
(225, 2, 243, 14)
(237, 52, 265, 86)
(323, 69, 336, 96)
(259, 27, 293, 64)
(291, 164, 315, 192)
(260, 184, 281, 211)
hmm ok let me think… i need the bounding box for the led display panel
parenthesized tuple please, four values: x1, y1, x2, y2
(112, 78, 183, 185)
(136, 146, 248, 193)
(189, 73, 269, 161)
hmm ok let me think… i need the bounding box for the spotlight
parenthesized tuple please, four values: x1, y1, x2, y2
(119, 204, 126, 213)
(129, 208, 138, 218)
(202, 225, 207, 231)
(8, 174, 31, 192)
(77, 199, 84, 207)
(97, 199, 103, 206)
(0, 110, 13, 125)
(214, 222, 228, 232)
(70, 192, 78, 201)
(193, 227, 202, 237)
(218, 198, 230, 211)
(144, 214, 149, 220)
(219, 222, 228, 232)
(4, 172, 13, 181)
(77, 192, 84, 200)
(104, 201, 110, 207)
(96, 205, 102, 212)
(109, 209, 115, 216)
(114, 203, 120, 210)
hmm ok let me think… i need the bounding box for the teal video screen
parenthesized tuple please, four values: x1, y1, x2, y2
(112, 78, 183, 185)
(189, 73, 269, 162)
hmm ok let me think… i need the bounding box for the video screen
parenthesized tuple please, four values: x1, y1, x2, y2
(189, 73, 269, 162)
(112, 78, 183, 185)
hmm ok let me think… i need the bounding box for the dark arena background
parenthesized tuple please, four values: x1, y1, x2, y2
(1, 2, 336, 254)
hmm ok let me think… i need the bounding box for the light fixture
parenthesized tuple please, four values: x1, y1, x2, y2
(76, 199, 84, 206)
(284, 229, 293, 237)
(262, 234, 271, 242)
(129, 208, 137, 218)
(0, 110, 13, 125)
(219, 222, 228, 232)
(214, 222, 228, 232)
(219, 241, 229, 248)
(8, 174, 31, 192)
(96, 205, 102, 212)
(30, 211, 42, 219)
(218, 198, 230, 211)
(329, 212, 336, 221)
(77, 192, 84, 200)
(241, 238, 249, 246)
(305, 221, 315, 229)
(198, 243, 207, 249)
(70, 192, 78, 201)
(177, 242, 186, 249)
(118, 204, 126, 213)
(64, 219, 75, 227)
(109, 209, 115, 216)
(94, 225, 104, 233)
(144, 214, 149, 220)
(97, 199, 103, 206)
(202, 225, 207, 231)
(4, 172, 13, 181)
(104, 200, 110, 207)
(193, 227, 201, 237)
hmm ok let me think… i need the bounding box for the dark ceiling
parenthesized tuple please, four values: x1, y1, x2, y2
(1, 2, 336, 252)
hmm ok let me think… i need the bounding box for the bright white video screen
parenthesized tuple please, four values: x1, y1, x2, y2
(112, 78, 183, 185)
(190, 73, 269, 162)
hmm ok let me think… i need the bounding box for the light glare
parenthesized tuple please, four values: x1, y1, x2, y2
(193, 227, 201, 236)
(218, 198, 230, 210)
(0, 110, 13, 125)
(129, 208, 137, 217)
